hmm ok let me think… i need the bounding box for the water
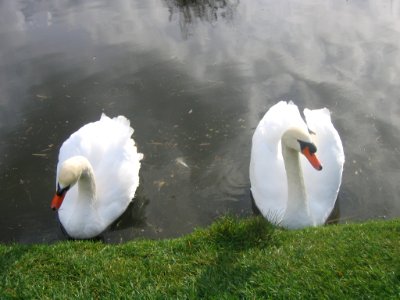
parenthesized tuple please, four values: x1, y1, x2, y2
(1, 0, 400, 243)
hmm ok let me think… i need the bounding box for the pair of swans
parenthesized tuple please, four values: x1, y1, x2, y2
(51, 101, 344, 238)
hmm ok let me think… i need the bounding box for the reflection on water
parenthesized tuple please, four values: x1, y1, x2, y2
(165, 0, 239, 38)
(0, 0, 400, 243)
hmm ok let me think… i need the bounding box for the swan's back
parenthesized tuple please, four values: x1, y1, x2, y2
(57, 114, 142, 231)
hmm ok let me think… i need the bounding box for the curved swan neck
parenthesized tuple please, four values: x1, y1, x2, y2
(59, 156, 97, 203)
(76, 158, 97, 202)
(282, 144, 312, 227)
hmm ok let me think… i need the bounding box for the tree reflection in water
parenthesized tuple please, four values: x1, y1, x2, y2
(165, 0, 240, 38)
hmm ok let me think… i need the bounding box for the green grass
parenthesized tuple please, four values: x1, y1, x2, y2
(1, 217, 399, 299)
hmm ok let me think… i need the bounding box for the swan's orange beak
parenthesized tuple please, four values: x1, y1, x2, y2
(302, 147, 323, 171)
(51, 193, 65, 211)
(51, 184, 70, 210)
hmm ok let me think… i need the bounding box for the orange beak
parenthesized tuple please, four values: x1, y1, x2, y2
(51, 193, 66, 211)
(302, 147, 323, 171)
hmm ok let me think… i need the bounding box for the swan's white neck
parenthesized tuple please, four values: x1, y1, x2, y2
(60, 156, 97, 205)
(281, 145, 314, 228)
(58, 156, 103, 239)
(77, 160, 97, 204)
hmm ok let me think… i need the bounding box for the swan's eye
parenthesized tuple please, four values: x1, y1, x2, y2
(309, 143, 317, 154)
(298, 140, 317, 154)
(56, 183, 71, 196)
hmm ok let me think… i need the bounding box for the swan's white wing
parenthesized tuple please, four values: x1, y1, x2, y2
(92, 114, 142, 224)
(250, 101, 309, 223)
(302, 108, 345, 225)
(250, 128, 286, 223)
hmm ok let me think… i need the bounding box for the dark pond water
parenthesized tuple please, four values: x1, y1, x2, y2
(1, 0, 400, 243)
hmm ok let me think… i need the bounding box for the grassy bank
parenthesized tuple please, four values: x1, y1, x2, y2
(1, 217, 399, 299)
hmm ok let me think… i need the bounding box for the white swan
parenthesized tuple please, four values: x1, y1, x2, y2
(250, 101, 344, 229)
(51, 114, 143, 239)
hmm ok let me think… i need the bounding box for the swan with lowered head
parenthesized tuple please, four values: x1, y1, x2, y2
(51, 114, 143, 239)
(250, 101, 344, 229)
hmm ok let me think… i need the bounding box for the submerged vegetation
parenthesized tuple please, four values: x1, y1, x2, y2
(0, 216, 399, 298)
